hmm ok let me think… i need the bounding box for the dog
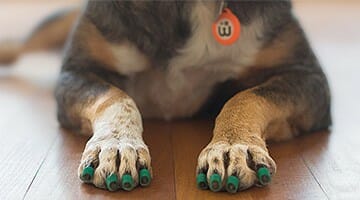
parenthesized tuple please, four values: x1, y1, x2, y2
(0, 0, 331, 193)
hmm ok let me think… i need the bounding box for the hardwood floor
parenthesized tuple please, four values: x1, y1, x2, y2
(1, 1, 360, 200)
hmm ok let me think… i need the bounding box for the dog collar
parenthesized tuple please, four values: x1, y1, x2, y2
(212, 4, 241, 46)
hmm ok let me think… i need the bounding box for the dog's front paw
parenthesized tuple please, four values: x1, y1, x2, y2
(78, 137, 152, 192)
(196, 141, 276, 193)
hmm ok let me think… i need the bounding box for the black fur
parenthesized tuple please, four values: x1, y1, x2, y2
(56, 1, 331, 134)
(86, 1, 192, 68)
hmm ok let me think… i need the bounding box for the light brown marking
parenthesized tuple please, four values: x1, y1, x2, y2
(265, 118, 297, 141)
(83, 87, 129, 124)
(213, 89, 293, 148)
(78, 19, 150, 74)
(254, 23, 300, 67)
(62, 87, 129, 136)
(23, 9, 80, 52)
(0, 41, 21, 64)
(78, 19, 118, 71)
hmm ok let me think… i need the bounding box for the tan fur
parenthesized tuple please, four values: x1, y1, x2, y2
(197, 89, 289, 187)
(83, 88, 128, 124)
(227, 144, 257, 188)
(254, 23, 299, 67)
(213, 90, 293, 144)
(77, 19, 150, 75)
(0, 41, 21, 64)
(197, 142, 276, 189)
(265, 118, 296, 141)
(24, 10, 79, 52)
(64, 86, 129, 135)
(78, 19, 118, 72)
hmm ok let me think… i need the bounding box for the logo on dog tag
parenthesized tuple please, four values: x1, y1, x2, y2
(212, 8, 241, 46)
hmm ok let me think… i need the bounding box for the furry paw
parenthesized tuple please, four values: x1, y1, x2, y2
(196, 141, 276, 193)
(78, 137, 152, 191)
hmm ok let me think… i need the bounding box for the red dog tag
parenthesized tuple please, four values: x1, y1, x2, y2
(212, 8, 241, 46)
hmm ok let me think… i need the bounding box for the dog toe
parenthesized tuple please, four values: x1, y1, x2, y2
(196, 142, 276, 193)
(79, 139, 152, 192)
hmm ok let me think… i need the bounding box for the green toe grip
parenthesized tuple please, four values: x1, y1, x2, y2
(196, 173, 208, 190)
(257, 167, 271, 185)
(139, 169, 151, 187)
(106, 174, 119, 191)
(209, 173, 222, 192)
(226, 176, 239, 193)
(80, 166, 94, 183)
(122, 174, 135, 191)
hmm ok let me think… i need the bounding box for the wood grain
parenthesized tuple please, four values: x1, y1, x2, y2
(170, 121, 329, 200)
(24, 121, 176, 200)
(0, 1, 360, 200)
(0, 78, 58, 199)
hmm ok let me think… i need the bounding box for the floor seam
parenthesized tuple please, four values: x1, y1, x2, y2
(168, 123, 178, 200)
(301, 155, 330, 200)
(22, 135, 59, 200)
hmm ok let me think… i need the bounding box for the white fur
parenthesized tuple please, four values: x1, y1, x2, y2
(79, 98, 151, 187)
(125, 2, 265, 119)
(110, 41, 150, 75)
(168, 2, 264, 80)
(197, 142, 275, 189)
(92, 99, 143, 139)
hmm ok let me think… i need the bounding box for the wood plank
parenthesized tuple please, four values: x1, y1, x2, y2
(170, 120, 327, 200)
(296, 47, 360, 199)
(298, 131, 360, 199)
(0, 77, 58, 199)
(260, 135, 329, 200)
(294, 2, 360, 199)
(24, 121, 176, 200)
(1, 1, 359, 200)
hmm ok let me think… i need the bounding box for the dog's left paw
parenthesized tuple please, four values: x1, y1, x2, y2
(196, 141, 276, 193)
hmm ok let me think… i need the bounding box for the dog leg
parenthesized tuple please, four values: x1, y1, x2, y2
(55, 70, 152, 191)
(196, 69, 331, 193)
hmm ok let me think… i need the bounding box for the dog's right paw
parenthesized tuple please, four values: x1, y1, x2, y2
(78, 137, 152, 192)
(196, 141, 276, 193)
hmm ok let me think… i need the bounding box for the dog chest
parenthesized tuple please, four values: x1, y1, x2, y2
(112, 2, 265, 119)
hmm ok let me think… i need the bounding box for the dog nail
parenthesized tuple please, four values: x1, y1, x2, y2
(106, 173, 119, 191)
(209, 173, 222, 192)
(196, 173, 208, 190)
(257, 166, 271, 186)
(80, 164, 94, 183)
(139, 168, 151, 187)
